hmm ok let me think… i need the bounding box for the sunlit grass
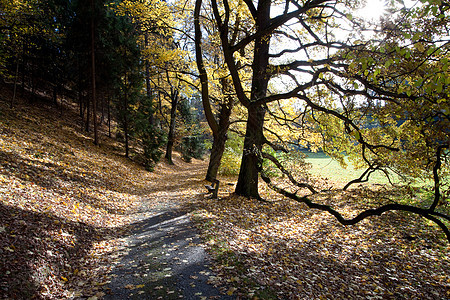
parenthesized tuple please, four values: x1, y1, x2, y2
(303, 151, 401, 186)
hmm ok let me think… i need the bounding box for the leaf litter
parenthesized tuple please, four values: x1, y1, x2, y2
(190, 182, 450, 299)
(1, 94, 449, 299)
(0, 96, 205, 299)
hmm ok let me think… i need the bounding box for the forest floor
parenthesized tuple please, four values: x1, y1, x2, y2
(1, 86, 449, 299)
(0, 87, 234, 299)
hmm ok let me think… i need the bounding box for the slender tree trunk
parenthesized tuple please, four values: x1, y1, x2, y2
(205, 99, 233, 181)
(85, 92, 90, 132)
(100, 93, 104, 124)
(144, 34, 154, 126)
(11, 61, 19, 109)
(108, 95, 111, 138)
(21, 43, 25, 97)
(165, 90, 179, 164)
(91, 0, 98, 145)
(124, 92, 129, 158)
(78, 60, 83, 120)
(30, 65, 36, 103)
(235, 0, 271, 198)
(52, 56, 58, 107)
(53, 84, 58, 106)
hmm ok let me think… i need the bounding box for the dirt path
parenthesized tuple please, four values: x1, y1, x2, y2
(103, 157, 234, 299)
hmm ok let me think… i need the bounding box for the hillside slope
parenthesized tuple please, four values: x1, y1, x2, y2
(0, 86, 206, 299)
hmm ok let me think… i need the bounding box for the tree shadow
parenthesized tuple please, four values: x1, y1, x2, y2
(0, 149, 134, 215)
(190, 194, 450, 298)
(104, 209, 234, 300)
(0, 202, 119, 299)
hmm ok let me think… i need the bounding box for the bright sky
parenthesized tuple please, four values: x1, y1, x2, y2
(356, 0, 388, 21)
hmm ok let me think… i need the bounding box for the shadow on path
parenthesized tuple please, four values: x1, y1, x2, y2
(104, 205, 234, 300)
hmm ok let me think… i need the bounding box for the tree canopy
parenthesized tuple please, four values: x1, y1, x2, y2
(194, 0, 449, 241)
(0, 0, 448, 242)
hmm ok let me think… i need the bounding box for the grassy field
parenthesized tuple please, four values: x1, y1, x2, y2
(303, 151, 402, 186)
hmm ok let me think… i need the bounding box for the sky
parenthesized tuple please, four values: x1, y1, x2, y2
(356, 0, 388, 21)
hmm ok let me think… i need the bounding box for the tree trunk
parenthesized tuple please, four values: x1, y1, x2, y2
(100, 92, 105, 124)
(124, 92, 129, 158)
(206, 132, 228, 182)
(21, 42, 25, 97)
(235, 0, 271, 198)
(53, 83, 58, 106)
(235, 104, 266, 198)
(11, 61, 19, 109)
(107, 95, 111, 138)
(165, 90, 179, 165)
(85, 92, 90, 132)
(78, 59, 83, 123)
(90, 0, 98, 145)
(205, 100, 233, 181)
(144, 34, 154, 126)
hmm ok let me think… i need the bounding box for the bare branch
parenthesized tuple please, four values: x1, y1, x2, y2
(262, 152, 317, 194)
(260, 173, 450, 243)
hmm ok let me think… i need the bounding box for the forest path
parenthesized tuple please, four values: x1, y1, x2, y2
(104, 156, 233, 300)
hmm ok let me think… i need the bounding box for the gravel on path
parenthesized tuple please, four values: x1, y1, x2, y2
(103, 160, 235, 300)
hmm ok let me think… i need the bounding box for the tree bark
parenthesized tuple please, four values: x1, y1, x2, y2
(235, 104, 266, 198)
(90, 0, 98, 145)
(205, 101, 232, 181)
(85, 88, 90, 132)
(165, 89, 179, 164)
(11, 61, 19, 109)
(107, 95, 111, 138)
(235, 0, 271, 198)
(194, 0, 219, 136)
(124, 91, 129, 158)
(144, 34, 154, 126)
(195, 0, 233, 181)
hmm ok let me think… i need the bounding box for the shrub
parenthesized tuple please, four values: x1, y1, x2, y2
(181, 135, 206, 162)
(218, 132, 243, 176)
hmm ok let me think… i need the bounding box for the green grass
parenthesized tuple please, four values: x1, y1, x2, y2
(303, 151, 400, 186)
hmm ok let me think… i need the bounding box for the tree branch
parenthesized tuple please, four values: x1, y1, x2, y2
(262, 152, 317, 194)
(260, 173, 450, 243)
(194, 0, 219, 136)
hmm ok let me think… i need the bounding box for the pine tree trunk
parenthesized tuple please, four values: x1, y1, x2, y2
(11, 61, 19, 109)
(144, 34, 154, 126)
(78, 60, 83, 121)
(107, 95, 111, 138)
(165, 90, 179, 164)
(124, 92, 129, 158)
(85, 93, 90, 132)
(90, 0, 98, 145)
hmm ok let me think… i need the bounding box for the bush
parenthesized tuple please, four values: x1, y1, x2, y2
(181, 135, 206, 162)
(218, 132, 243, 176)
(142, 126, 166, 171)
(135, 95, 166, 171)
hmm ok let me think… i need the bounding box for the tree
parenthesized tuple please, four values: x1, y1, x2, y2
(154, 68, 196, 164)
(0, 0, 71, 108)
(115, 0, 195, 165)
(200, 0, 450, 241)
(194, 0, 251, 182)
(115, 0, 174, 124)
(90, 0, 98, 144)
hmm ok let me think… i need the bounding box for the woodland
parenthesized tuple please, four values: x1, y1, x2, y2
(0, 0, 449, 298)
